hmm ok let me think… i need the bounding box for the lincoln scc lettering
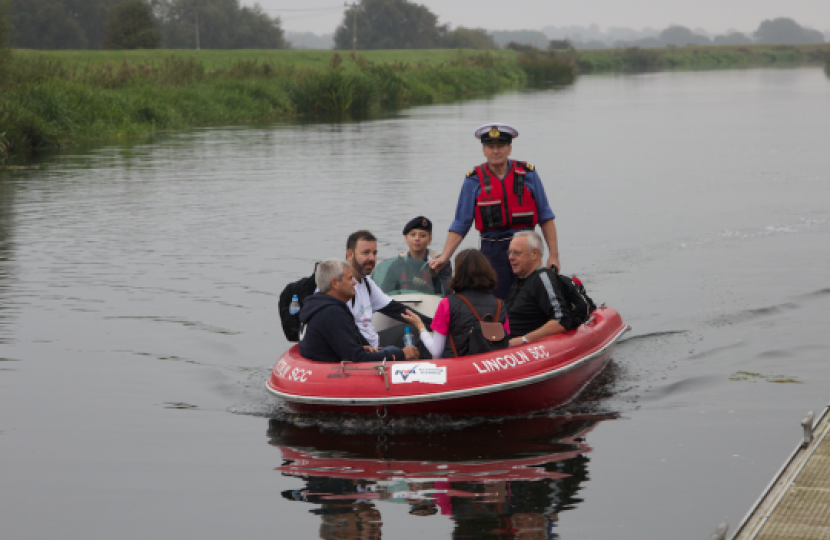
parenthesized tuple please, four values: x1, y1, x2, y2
(473, 346, 549, 374)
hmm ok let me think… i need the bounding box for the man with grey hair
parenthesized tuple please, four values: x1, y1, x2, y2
(503, 231, 577, 347)
(298, 259, 419, 363)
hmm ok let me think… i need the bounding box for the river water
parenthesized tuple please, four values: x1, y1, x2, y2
(1, 67, 829, 540)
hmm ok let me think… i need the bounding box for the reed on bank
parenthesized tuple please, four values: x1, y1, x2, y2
(572, 43, 830, 72)
(2, 44, 826, 163)
(0, 49, 541, 161)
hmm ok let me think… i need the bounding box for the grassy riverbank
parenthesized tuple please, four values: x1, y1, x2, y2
(1, 44, 827, 163)
(571, 43, 830, 72)
(0, 49, 535, 161)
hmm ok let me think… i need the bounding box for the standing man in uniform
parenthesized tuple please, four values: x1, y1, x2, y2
(429, 123, 560, 299)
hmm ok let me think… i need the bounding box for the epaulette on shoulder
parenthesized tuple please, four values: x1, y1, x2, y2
(526, 163, 535, 171)
(466, 169, 475, 177)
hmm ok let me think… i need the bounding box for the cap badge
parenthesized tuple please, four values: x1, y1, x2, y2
(422, 219, 428, 227)
(489, 127, 501, 138)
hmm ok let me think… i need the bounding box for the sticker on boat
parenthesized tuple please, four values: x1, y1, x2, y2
(391, 363, 447, 385)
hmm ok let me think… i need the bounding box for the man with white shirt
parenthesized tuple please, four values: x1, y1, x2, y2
(344, 230, 432, 348)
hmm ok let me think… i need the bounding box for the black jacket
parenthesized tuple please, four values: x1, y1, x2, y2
(443, 290, 507, 358)
(298, 293, 404, 363)
(504, 267, 577, 337)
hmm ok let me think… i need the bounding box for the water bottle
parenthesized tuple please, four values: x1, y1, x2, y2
(402, 327, 414, 348)
(289, 295, 300, 315)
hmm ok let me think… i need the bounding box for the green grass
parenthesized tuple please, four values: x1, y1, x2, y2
(10, 47, 520, 70)
(573, 43, 830, 73)
(2, 45, 826, 163)
(0, 49, 533, 162)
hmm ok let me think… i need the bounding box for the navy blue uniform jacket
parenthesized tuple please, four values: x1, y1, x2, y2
(298, 293, 404, 363)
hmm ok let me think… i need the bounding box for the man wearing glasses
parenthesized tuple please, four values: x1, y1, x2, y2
(429, 123, 560, 299)
(503, 231, 577, 347)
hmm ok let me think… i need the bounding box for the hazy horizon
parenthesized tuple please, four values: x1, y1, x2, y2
(248, 0, 829, 36)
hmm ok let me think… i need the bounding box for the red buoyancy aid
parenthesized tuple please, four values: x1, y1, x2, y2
(473, 161, 539, 233)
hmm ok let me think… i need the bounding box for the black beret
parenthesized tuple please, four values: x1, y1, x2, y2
(403, 216, 432, 235)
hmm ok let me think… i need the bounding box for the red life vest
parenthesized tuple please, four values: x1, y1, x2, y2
(473, 161, 538, 233)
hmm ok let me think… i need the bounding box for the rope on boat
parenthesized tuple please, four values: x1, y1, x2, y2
(340, 358, 390, 390)
(583, 304, 606, 327)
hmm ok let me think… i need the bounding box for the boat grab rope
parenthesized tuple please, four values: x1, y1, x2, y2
(583, 304, 607, 327)
(340, 358, 390, 390)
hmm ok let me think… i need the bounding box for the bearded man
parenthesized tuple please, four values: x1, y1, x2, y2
(342, 230, 432, 349)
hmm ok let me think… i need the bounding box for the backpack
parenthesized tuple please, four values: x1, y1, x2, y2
(449, 294, 510, 357)
(278, 263, 318, 342)
(552, 268, 597, 325)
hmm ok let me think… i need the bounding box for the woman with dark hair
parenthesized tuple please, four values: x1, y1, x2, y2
(402, 249, 509, 358)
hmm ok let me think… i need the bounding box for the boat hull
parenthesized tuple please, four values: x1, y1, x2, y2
(266, 306, 628, 416)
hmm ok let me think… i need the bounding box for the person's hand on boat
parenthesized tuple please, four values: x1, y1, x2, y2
(509, 337, 525, 347)
(363, 345, 380, 353)
(402, 346, 420, 360)
(429, 256, 449, 272)
(401, 309, 427, 333)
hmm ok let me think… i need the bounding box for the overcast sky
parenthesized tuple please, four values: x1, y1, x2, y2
(247, 0, 829, 36)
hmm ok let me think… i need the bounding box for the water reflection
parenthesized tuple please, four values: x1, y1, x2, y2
(0, 175, 16, 344)
(269, 415, 614, 539)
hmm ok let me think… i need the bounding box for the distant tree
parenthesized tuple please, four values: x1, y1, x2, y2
(547, 39, 572, 50)
(102, 0, 160, 49)
(0, 0, 10, 47)
(0, 0, 10, 76)
(8, 0, 123, 49)
(155, 0, 287, 49)
(753, 17, 825, 45)
(334, 0, 446, 50)
(658, 25, 710, 46)
(505, 41, 536, 53)
(442, 27, 495, 49)
(712, 32, 753, 46)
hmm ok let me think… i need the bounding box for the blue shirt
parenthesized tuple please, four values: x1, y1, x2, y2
(448, 160, 555, 239)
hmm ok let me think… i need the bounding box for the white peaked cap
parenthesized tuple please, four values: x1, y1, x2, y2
(474, 123, 519, 140)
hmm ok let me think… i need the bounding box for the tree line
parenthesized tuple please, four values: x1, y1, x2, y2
(2, 0, 495, 50)
(605, 19, 825, 50)
(0, 0, 825, 51)
(4, 0, 287, 50)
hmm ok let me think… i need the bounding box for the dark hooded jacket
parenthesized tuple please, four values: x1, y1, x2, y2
(298, 293, 404, 363)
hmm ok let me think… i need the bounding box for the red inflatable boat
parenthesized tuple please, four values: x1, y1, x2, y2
(266, 303, 629, 416)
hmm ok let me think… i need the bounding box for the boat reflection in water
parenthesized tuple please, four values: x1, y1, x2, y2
(268, 414, 615, 539)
